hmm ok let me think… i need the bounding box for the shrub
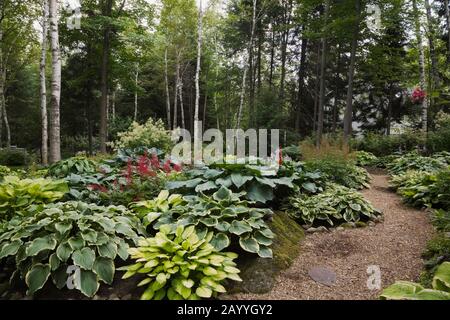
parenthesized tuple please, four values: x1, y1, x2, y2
(0, 165, 11, 179)
(352, 131, 426, 156)
(112, 118, 173, 153)
(380, 262, 450, 300)
(0, 148, 30, 166)
(389, 170, 429, 191)
(286, 184, 381, 227)
(48, 157, 98, 178)
(132, 188, 275, 258)
(119, 225, 242, 300)
(0, 176, 69, 220)
(0, 201, 145, 297)
(427, 111, 450, 153)
(387, 152, 447, 176)
(283, 145, 302, 161)
(305, 159, 371, 190)
(397, 169, 450, 210)
(354, 151, 378, 166)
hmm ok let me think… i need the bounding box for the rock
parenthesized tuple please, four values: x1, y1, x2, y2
(308, 267, 336, 286)
(121, 294, 132, 300)
(109, 293, 120, 300)
(355, 221, 367, 228)
(315, 226, 329, 233)
(226, 211, 304, 295)
(341, 222, 355, 229)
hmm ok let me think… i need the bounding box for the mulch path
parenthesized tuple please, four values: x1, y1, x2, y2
(228, 174, 434, 300)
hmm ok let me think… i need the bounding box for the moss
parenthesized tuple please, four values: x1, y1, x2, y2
(226, 211, 304, 294)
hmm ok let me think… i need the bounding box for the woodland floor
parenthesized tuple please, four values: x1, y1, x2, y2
(228, 173, 434, 300)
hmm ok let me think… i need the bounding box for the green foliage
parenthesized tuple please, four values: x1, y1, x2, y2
(112, 118, 173, 153)
(352, 131, 426, 156)
(380, 262, 450, 300)
(0, 148, 30, 166)
(166, 161, 298, 204)
(286, 184, 381, 227)
(0, 176, 69, 220)
(389, 170, 429, 191)
(432, 210, 450, 233)
(305, 159, 371, 190)
(354, 151, 378, 166)
(132, 187, 274, 258)
(283, 145, 302, 161)
(0, 201, 145, 297)
(0, 165, 11, 179)
(48, 157, 98, 178)
(119, 225, 242, 300)
(387, 152, 447, 175)
(427, 112, 450, 153)
(397, 169, 450, 209)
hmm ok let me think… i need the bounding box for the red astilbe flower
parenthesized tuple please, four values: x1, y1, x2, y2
(173, 163, 182, 172)
(151, 153, 160, 169)
(125, 160, 134, 185)
(278, 148, 283, 166)
(412, 87, 426, 104)
(88, 184, 108, 193)
(163, 160, 172, 174)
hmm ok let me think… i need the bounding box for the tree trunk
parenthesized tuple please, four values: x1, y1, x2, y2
(0, 29, 4, 148)
(179, 77, 185, 129)
(295, 33, 308, 133)
(343, 0, 361, 144)
(424, 0, 439, 89)
(269, 22, 275, 88)
(40, 0, 49, 165)
(173, 54, 180, 129)
(445, 0, 450, 63)
(164, 48, 171, 129)
(49, 0, 61, 162)
(333, 45, 341, 132)
(316, 1, 330, 148)
(412, 0, 428, 133)
(236, 0, 257, 129)
(313, 43, 321, 133)
(134, 62, 139, 121)
(99, 0, 113, 154)
(194, 0, 203, 163)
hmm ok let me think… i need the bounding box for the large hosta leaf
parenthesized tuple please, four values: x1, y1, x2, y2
(76, 269, 99, 297)
(433, 262, 450, 292)
(213, 186, 232, 201)
(229, 221, 252, 235)
(239, 237, 260, 253)
(56, 242, 73, 262)
(247, 183, 274, 203)
(231, 174, 253, 188)
(72, 247, 96, 270)
(195, 181, 217, 193)
(210, 233, 230, 251)
(93, 257, 115, 285)
(0, 240, 22, 259)
(25, 263, 51, 295)
(26, 235, 57, 257)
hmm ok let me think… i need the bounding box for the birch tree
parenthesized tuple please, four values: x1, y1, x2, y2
(40, 0, 49, 165)
(194, 0, 204, 163)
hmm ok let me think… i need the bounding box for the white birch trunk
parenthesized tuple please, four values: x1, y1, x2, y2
(40, 0, 49, 165)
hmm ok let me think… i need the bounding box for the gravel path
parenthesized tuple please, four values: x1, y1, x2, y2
(230, 174, 434, 300)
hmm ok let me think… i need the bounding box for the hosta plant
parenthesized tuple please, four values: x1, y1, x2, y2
(380, 262, 450, 300)
(0, 165, 11, 179)
(0, 201, 146, 297)
(354, 151, 378, 166)
(119, 225, 242, 300)
(286, 184, 381, 227)
(0, 176, 69, 220)
(387, 152, 446, 176)
(48, 157, 98, 178)
(389, 170, 429, 191)
(132, 187, 275, 258)
(166, 160, 300, 204)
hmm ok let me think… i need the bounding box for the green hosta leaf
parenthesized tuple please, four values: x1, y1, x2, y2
(77, 269, 99, 297)
(0, 240, 22, 259)
(98, 242, 118, 260)
(200, 217, 218, 227)
(239, 237, 260, 253)
(49, 253, 61, 271)
(210, 233, 230, 251)
(258, 228, 275, 239)
(213, 186, 232, 201)
(68, 236, 85, 251)
(247, 183, 274, 203)
(117, 239, 130, 261)
(274, 177, 294, 188)
(254, 232, 273, 246)
(25, 263, 51, 295)
(255, 177, 276, 188)
(72, 248, 96, 270)
(56, 242, 73, 262)
(229, 220, 252, 236)
(258, 246, 273, 258)
(195, 181, 217, 193)
(204, 169, 224, 179)
(433, 262, 450, 292)
(52, 265, 69, 289)
(54, 222, 73, 234)
(231, 174, 253, 188)
(302, 182, 317, 193)
(26, 236, 57, 257)
(349, 203, 362, 211)
(81, 230, 98, 243)
(196, 286, 212, 298)
(145, 212, 163, 225)
(93, 257, 115, 285)
(216, 221, 231, 232)
(215, 177, 233, 188)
